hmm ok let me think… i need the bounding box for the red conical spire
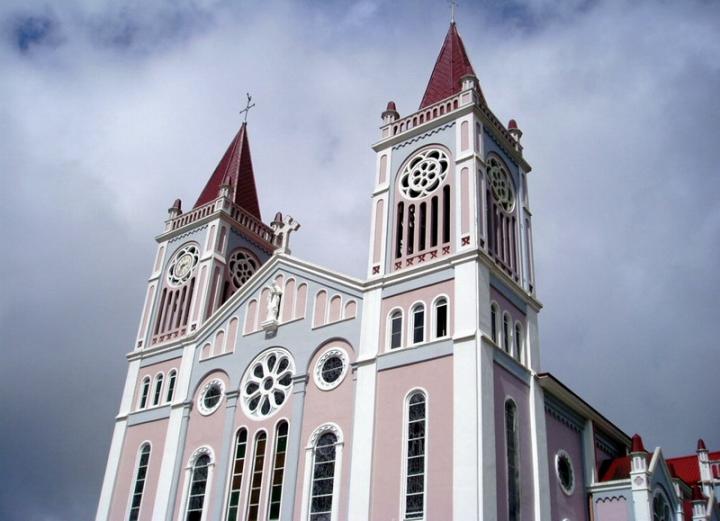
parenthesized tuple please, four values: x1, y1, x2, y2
(194, 123, 261, 219)
(419, 22, 478, 109)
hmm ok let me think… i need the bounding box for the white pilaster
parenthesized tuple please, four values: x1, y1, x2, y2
(582, 420, 598, 485)
(347, 288, 381, 519)
(630, 450, 651, 521)
(529, 376, 551, 521)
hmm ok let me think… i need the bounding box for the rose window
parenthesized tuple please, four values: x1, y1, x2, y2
(487, 156, 516, 213)
(241, 349, 294, 419)
(399, 148, 449, 199)
(167, 244, 200, 286)
(228, 249, 259, 290)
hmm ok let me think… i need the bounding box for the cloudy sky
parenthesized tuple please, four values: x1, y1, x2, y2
(1, 0, 718, 519)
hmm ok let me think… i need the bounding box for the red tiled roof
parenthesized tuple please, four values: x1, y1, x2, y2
(193, 123, 261, 219)
(666, 451, 720, 485)
(419, 22, 478, 109)
(599, 455, 632, 481)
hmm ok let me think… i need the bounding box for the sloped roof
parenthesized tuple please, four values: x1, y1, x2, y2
(667, 451, 720, 484)
(193, 123, 261, 218)
(419, 22, 478, 109)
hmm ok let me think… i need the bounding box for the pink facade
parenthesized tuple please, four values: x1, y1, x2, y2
(370, 355, 454, 520)
(545, 413, 589, 521)
(595, 497, 629, 521)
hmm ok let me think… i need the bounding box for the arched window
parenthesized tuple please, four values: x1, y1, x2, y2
(653, 493, 671, 521)
(502, 313, 511, 353)
(185, 453, 211, 521)
(404, 391, 427, 520)
(152, 374, 164, 406)
(309, 432, 338, 520)
(139, 377, 151, 409)
(225, 429, 248, 521)
(127, 443, 151, 521)
(514, 324, 523, 362)
(246, 431, 267, 521)
(166, 370, 177, 403)
(411, 304, 425, 344)
(505, 400, 520, 521)
(490, 304, 498, 344)
(434, 298, 448, 338)
(390, 310, 403, 349)
(268, 421, 289, 520)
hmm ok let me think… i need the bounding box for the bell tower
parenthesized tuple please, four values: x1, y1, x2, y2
(367, 21, 536, 298)
(134, 122, 276, 350)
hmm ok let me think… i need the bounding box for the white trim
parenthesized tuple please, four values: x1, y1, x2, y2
(95, 418, 129, 521)
(239, 347, 295, 420)
(555, 449, 576, 495)
(123, 441, 152, 521)
(300, 423, 344, 521)
(387, 306, 405, 351)
(313, 347, 350, 391)
(408, 300, 427, 346)
(400, 388, 429, 521)
(197, 379, 225, 416)
(430, 294, 450, 340)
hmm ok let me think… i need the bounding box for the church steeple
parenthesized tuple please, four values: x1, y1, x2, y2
(419, 22, 480, 109)
(194, 122, 261, 219)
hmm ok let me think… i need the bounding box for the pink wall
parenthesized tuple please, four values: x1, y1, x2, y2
(173, 371, 230, 521)
(378, 280, 454, 351)
(594, 496, 629, 521)
(370, 355, 453, 520)
(109, 419, 168, 521)
(292, 340, 356, 519)
(545, 412, 589, 521)
(493, 363, 534, 521)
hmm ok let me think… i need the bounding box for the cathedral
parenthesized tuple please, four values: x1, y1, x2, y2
(96, 21, 719, 521)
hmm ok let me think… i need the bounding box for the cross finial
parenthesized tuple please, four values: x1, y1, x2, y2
(239, 92, 256, 124)
(449, 0, 458, 23)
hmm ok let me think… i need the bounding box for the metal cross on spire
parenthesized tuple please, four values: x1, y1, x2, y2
(449, 0, 458, 23)
(239, 92, 255, 124)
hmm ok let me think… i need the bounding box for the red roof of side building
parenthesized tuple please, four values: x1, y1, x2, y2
(193, 123, 261, 219)
(419, 22, 478, 109)
(667, 451, 720, 485)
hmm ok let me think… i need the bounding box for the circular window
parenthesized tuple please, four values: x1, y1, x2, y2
(487, 156, 515, 213)
(555, 450, 575, 495)
(228, 249, 260, 290)
(168, 244, 200, 286)
(197, 379, 225, 415)
(241, 349, 295, 419)
(313, 348, 349, 391)
(399, 148, 449, 199)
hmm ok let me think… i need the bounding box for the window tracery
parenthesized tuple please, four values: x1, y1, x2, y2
(241, 349, 294, 419)
(399, 148, 449, 200)
(167, 244, 200, 287)
(228, 249, 260, 290)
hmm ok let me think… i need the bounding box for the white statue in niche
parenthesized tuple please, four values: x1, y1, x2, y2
(267, 283, 283, 321)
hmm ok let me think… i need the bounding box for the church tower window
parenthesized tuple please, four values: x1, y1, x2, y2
(389, 310, 403, 349)
(411, 304, 425, 344)
(225, 428, 248, 521)
(228, 249, 260, 291)
(490, 304, 499, 344)
(403, 391, 427, 520)
(505, 399, 520, 521)
(514, 324, 523, 362)
(503, 313, 511, 354)
(127, 443, 151, 521)
(166, 370, 177, 403)
(486, 155, 520, 281)
(152, 373, 164, 407)
(434, 297, 448, 338)
(138, 377, 150, 409)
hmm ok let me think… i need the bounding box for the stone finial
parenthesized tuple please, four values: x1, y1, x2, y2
(168, 198, 182, 219)
(218, 174, 232, 199)
(461, 73, 477, 92)
(382, 101, 400, 124)
(631, 433, 646, 453)
(697, 438, 707, 452)
(270, 212, 301, 255)
(508, 119, 523, 142)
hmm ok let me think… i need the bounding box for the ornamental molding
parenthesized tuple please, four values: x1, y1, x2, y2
(187, 445, 215, 467)
(167, 225, 208, 245)
(240, 348, 295, 420)
(392, 122, 455, 151)
(313, 348, 349, 391)
(197, 378, 225, 416)
(307, 422, 343, 448)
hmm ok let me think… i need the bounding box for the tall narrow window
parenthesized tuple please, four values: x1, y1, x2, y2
(514, 324, 522, 362)
(490, 305, 498, 344)
(412, 305, 425, 344)
(434, 298, 448, 338)
(396, 203, 404, 258)
(309, 432, 338, 521)
(139, 377, 151, 409)
(404, 392, 427, 520)
(225, 429, 248, 521)
(442, 186, 451, 243)
(186, 454, 211, 521)
(166, 370, 177, 403)
(505, 400, 520, 521)
(503, 314, 511, 353)
(152, 374, 164, 406)
(418, 202, 427, 251)
(268, 421, 289, 520)
(128, 443, 151, 521)
(246, 431, 267, 521)
(407, 205, 416, 255)
(430, 196, 439, 247)
(390, 311, 403, 349)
